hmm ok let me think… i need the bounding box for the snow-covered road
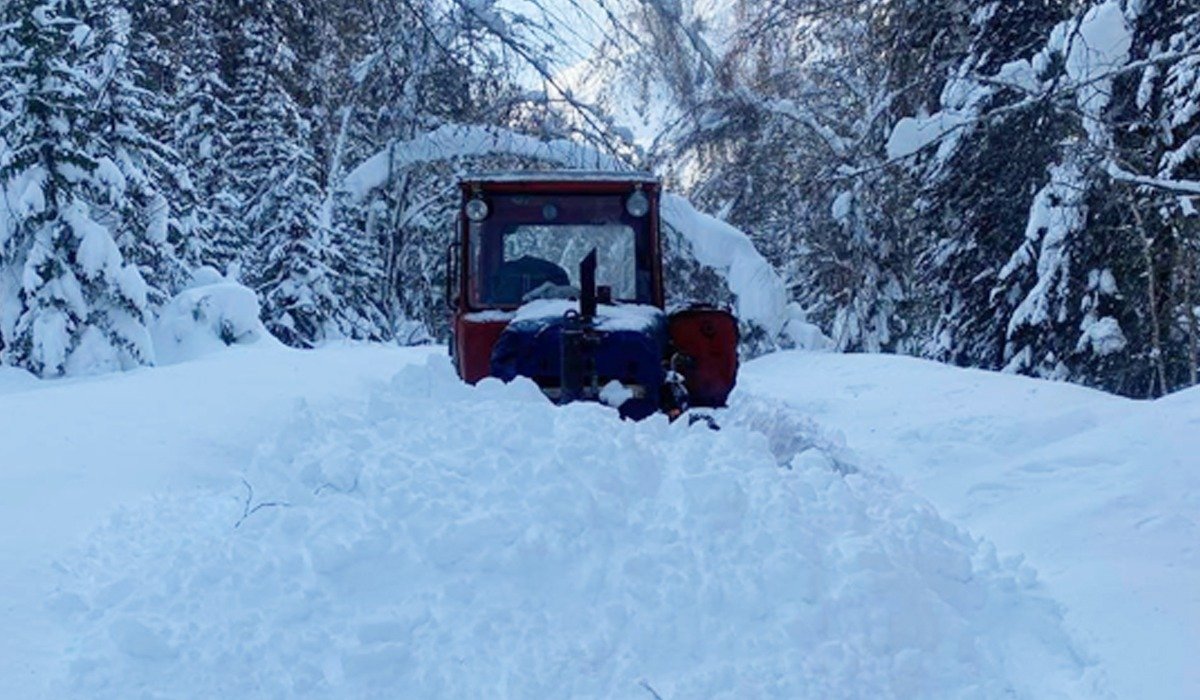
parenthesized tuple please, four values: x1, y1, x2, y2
(742, 352, 1200, 700)
(1, 344, 1192, 697)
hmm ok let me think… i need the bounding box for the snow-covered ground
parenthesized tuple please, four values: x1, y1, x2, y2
(742, 352, 1200, 700)
(0, 342, 1192, 697)
(0, 343, 442, 696)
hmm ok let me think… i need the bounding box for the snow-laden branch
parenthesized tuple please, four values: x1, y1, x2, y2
(447, 0, 625, 151)
(1106, 162, 1200, 196)
(341, 124, 629, 201)
(883, 0, 1200, 188)
(763, 98, 850, 159)
(661, 194, 787, 337)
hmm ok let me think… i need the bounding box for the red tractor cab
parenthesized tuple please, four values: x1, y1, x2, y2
(446, 171, 738, 419)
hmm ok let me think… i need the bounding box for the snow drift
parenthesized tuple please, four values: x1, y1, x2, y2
(151, 270, 277, 365)
(50, 355, 1100, 698)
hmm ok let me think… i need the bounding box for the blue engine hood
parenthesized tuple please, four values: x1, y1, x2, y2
(490, 301, 668, 419)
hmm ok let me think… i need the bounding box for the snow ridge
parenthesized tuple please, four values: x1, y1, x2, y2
(51, 356, 1101, 698)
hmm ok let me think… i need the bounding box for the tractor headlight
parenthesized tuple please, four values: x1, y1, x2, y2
(626, 190, 650, 218)
(466, 197, 490, 222)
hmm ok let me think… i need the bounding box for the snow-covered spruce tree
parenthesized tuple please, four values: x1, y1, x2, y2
(1069, 0, 1200, 396)
(173, 0, 242, 273)
(882, 0, 1199, 397)
(986, 1, 1141, 389)
(1157, 6, 1200, 389)
(909, 0, 1073, 370)
(1129, 0, 1200, 395)
(0, 0, 153, 376)
(90, 1, 192, 304)
(995, 157, 1098, 383)
(300, 0, 397, 342)
(787, 5, 930, 354)
(978, 0, 1200, 397)
(227, 0, 342, 347)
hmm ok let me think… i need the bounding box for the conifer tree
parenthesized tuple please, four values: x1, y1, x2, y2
(914, 0, 1073, 368)
(227, 0, 341, 347)
(91, 1, 192, 303)
(174, 0, 242, 273)
(0, 0, 153, 376)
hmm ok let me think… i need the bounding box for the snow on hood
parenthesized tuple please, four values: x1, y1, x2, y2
(510, 299, 665, 332)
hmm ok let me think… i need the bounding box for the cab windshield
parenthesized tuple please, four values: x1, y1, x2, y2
(468, 192, 655, 308)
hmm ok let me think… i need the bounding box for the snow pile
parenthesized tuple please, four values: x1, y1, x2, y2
(782, 303, 834, 351)
(0, 365, 37, 392)
(151, 269, 277, 365)
(52, 355, 1098, 698)
(599, 379, 633, 407)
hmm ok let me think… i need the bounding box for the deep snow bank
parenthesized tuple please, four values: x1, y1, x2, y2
(0, 343, 443, 697)
(52, 355, 1100, 698)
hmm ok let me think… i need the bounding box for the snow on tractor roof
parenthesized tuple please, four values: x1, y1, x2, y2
(461, 170, 659, 185)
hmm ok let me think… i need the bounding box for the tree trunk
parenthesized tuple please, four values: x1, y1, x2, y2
(1131, 203, 1169, 397)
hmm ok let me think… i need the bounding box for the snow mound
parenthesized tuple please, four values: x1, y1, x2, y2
(151, 275, 277, 365)
(782, 303, 834, 351)
(739, 351, 1197, 699)
(53, 356, 1100, 698)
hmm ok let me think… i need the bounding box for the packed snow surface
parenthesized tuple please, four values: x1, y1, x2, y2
(0, 345, 1110, 698)
(742, 352, 1200, 700)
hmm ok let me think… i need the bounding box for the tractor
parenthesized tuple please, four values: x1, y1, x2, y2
(446, 171, 738, 420)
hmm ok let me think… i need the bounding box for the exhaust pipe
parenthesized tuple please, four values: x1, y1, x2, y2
(561, 249, 599, 404)
(579, 248, 597, 320)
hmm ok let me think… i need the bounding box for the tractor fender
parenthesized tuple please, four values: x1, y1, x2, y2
(667, 307, 739, 408)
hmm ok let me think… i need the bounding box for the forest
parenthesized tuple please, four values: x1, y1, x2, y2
(1, 0, 1197, 398)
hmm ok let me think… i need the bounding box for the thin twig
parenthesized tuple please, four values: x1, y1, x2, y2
(639, 679, 665, 700)
(235, 478, 289, 528)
